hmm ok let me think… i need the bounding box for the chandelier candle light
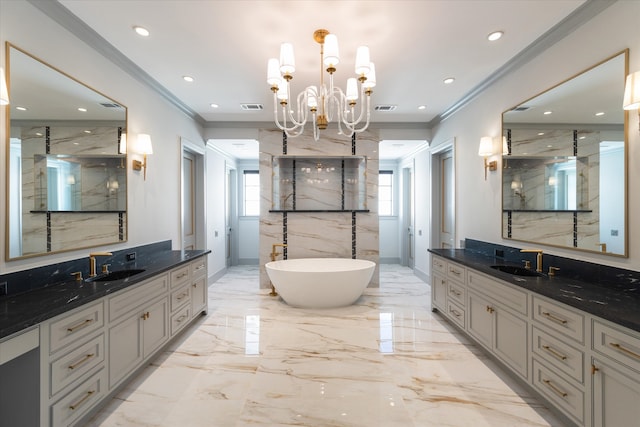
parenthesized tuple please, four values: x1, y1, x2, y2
(267, 29, 376, 141)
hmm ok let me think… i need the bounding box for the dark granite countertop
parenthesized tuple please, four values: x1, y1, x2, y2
(0, 249, 209, 340)
(429, 248, 640, 333)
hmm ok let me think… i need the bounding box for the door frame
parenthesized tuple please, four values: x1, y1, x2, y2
(180, 137, 206, 250)
(430, 137, 456, 249)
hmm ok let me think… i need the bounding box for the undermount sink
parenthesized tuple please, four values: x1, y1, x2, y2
(490, 265, 542, 277)
(87, 269, 146, 282)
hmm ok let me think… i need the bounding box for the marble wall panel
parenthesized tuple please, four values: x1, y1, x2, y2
(259, 128, 379, 289)
(50, 213, 123, 252)
(49, 127, 120, 155)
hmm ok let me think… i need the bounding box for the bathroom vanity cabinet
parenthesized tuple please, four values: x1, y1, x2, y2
(30, 255, 209, 427)
(430, 253, 640, 427)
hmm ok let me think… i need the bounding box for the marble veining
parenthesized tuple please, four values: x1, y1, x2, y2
(87, 265, 564, 427)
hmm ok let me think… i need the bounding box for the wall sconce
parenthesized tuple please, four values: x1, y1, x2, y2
(0, 67, 9, 106)
(623, 70, 640, 132)
(132, 133, 153, 180)
(478, 136, 497, 180)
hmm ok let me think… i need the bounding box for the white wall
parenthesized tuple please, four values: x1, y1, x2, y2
(422, 0, 640, 279)
(0, 1, 206, 273)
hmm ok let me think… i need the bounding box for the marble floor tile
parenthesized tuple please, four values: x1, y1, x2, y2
(87, 265, 567, 427)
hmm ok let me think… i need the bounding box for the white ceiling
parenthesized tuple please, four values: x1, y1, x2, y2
(52, 0, 590, 158)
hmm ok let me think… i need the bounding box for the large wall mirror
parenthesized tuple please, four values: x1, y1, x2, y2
(502, 50, 628, 257)
(5, 43, 127, 260)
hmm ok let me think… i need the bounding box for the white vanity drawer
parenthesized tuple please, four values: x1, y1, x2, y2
(532, 359, 584, 425)
(532, 296, 584, 344)
(50, 333, 105, 397)
(170, 283, 191, 312)
(468, 271, 528, 315)
(532, 326, 584, 383)
(190, 258, 207, 280)
(593, 319, 640, 373)
(171, 306, 191, 336)
(446, 300, 465, 329)
(48, 302, 104, 354)
(447, 262, 466, 284)
(109, 274, 168, 322)
(170, 265, 190, 289)
(51, 368, 107, 427)
(432, 256, 446, 275)
(447, 280, 465, 307)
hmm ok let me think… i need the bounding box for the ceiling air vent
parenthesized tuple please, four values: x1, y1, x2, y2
(241, 103, 264, 111)
(374, 105, 397, 112)
(513, 106, 530, 112)
(100, 102, 122, 108)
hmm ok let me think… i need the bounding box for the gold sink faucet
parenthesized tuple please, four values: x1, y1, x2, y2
(89, 252, 113, 277)
(520, 249, 543, 272)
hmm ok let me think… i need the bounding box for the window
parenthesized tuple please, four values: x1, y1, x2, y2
(243, 170, 260, 216)
(379, 170, 393, 216)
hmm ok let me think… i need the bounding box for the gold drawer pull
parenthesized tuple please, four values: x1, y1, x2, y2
(68, 353, 95, 370)
(542, 345, 567, 361)
(542, 379, 568, 398)
(194, 264, 205, 271)
(67, 319, 94, 333)
(141, 311, 150, 320)
(177, 314, 188, 323)
(610, 342, 640, 360)
(449, 288, 462, 297)
(449, 308, 461, 318)
(176, 272, 188, 279)
(69, 390, 95, 411)
(486, 306, 495, 314)
(449, 268, 461, 276)
(177, 292, 188, 301)
(192, 283, 198, 288)
(541, 311, 568, 325)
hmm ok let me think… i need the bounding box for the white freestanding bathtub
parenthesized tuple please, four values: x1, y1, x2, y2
(265, 258, 376, 308)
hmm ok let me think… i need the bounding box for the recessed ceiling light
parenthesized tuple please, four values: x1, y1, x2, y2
(78, 107, 87, 112)
(538, 132, 545, 136)
(84, 130, 92, 134)
(543, 111, 552, 115)
(418, 105, 426, 110)
(443, 77, 455, 84)
(16, 106, 27, 111)
(595, 111, 605, 116)
(183, 75, 194, 83)
(133, 26, 150, 37)
(210, 103, 219, 108)
(487, 31, 504, 41)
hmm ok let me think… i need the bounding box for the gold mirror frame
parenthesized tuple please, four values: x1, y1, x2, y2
(5, 43, 128, 260)
(501, 49, 628, 257)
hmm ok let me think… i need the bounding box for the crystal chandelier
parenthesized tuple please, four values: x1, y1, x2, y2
(267, 29, 376, 141)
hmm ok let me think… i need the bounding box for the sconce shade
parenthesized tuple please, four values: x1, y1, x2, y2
(119, 133, 127, 154)
(623, 71, 640, 110)
(478, 136, 494, 156)
(137, 133, 153, 154)
(0, 67, 9, 106)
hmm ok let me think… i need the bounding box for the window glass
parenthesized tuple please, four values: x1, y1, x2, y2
(244, 171, 260, 216)
(379, 171, 393, 216)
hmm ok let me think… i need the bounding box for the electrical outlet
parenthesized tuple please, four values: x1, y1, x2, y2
(611, 229, 619, 236)
(126, 252, 136, 261)
(0, 282, 7, 296)
(495, 249, 504, 258)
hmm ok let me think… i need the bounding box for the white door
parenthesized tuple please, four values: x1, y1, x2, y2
(402, 166, 415, 268)
(440, 150, 455, 248)
(182, 152, 195, 250)
(181, 139, 205, 251)
(431, 140, 456, 249)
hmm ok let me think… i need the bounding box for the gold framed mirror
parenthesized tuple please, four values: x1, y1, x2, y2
(5, 43, 128, 260)
(502, 49, 628, 257)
